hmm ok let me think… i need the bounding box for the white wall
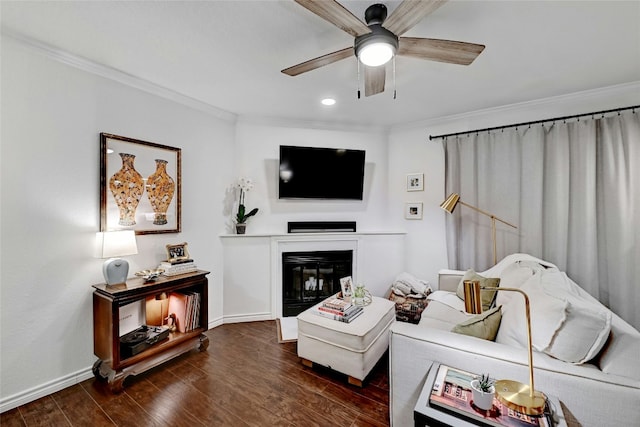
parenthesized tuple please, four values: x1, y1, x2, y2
(0, 37, 236, 408)
(388, 82, 640, 287)
(231, 119, 391, 234)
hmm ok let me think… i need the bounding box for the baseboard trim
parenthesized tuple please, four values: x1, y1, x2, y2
(223, 313, 273, 324)
(0, 367, 94, 414)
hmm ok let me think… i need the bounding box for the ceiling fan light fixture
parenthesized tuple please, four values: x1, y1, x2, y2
(354, 25, 398, 67)
(358, 42, 394, 67)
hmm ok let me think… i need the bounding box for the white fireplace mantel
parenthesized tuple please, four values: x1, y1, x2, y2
(220, 231, 406, 323)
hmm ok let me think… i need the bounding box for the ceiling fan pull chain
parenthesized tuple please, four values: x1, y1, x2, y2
(393, 56, 397, 99)
(357, 59, 361, 99)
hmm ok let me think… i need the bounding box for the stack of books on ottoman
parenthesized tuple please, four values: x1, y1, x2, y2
(314, 297, 363, 323)
(159, 258, 197, 276)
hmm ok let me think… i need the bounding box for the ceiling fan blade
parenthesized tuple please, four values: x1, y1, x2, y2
(281, 47, 353, 76)
(398, 37, 485, 65)
(364, 66, 386, 97)
(384, 0, 448, 36)
(294, 0, 370, 37)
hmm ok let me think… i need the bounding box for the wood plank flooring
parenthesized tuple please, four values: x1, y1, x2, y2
(1, 321, 390, 426)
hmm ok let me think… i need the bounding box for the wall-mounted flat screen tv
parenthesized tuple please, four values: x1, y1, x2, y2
(279, 145, 365, 200)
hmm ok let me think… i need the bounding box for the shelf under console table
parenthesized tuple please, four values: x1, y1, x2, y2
(92, 270, 210, 392)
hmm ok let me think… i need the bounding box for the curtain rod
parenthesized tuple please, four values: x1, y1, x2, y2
(428, 105, 639, 141)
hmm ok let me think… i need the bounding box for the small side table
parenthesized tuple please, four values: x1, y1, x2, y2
(414, 363, 567, 427)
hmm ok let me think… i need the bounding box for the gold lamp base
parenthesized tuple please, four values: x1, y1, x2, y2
(495, 379, 547, 416)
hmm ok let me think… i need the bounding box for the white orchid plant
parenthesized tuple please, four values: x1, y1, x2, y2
(235, 177, 259, 224)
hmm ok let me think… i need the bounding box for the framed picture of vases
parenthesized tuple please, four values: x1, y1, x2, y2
(100, 133, 181, 235)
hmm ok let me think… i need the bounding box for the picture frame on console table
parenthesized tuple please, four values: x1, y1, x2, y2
(166, 242, 190, 262)
(100, 133, 181, 235)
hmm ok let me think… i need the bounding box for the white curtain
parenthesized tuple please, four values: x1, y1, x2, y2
(443, 110, 640, 329)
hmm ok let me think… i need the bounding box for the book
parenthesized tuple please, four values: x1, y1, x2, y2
(160, 258, 194, 266)
(313, 305, 363, 323)
(162, 263, 198, 276)
(322, 297, 351, 312)
(317, 304, 360, 317)
(167, 291, 202, 333)
(429, 365, 550, 427)
(168, 292, 190, 333)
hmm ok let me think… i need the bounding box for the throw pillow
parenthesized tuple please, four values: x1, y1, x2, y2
(456, 269, 500, 311)
(495, 261, 538, 306)
(495, 271, 612, 364)
(451, 306, 502, 341)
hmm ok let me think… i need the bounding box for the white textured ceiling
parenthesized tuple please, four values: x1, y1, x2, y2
(2, 1, 639, 129)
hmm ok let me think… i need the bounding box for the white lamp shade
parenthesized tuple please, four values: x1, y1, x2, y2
(95, 230, 138, 258)
(358, 42, 394, 67)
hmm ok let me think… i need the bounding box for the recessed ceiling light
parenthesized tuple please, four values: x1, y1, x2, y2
(321, 98, 336, 106)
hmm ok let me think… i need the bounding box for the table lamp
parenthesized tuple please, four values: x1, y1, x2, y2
(96, 230, 138, 286)
(440, 193, 517, 265)
(463, 280, 547, 416)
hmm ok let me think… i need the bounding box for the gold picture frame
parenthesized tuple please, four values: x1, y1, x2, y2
(165, 242, 190, 262)
(100, 133, 181, 235)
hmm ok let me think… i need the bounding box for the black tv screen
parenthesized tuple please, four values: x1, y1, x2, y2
(279, 145, 365, 200)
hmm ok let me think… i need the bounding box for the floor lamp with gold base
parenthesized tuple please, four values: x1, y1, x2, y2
(440, 193, 517, 265)
(463, 280, 547, 416)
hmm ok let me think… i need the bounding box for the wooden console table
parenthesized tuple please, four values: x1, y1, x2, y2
(92, 270, 209, 392)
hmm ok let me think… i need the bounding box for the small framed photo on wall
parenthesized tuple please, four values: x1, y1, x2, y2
(405, 202, 423, 220)
(406, 173, 424, 191)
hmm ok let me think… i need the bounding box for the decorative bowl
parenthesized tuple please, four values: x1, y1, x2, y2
(135, 269, 165, 281)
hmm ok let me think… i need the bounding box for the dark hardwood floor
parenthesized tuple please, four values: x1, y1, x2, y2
(1, 321, 390, 426)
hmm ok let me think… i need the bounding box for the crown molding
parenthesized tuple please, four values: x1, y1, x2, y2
(2, 29, 238, 123)
(237, 114, 389, 135)
(391, 81, 640, 132)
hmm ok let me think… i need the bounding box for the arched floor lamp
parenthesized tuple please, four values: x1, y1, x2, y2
(440, 193, 518, 265)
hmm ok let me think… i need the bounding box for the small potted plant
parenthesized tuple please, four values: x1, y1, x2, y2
(235, 177, 258, 234)
(470, 373, 495, 411)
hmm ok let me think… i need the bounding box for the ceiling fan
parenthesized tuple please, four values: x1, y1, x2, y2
(282, 0, 485, 97)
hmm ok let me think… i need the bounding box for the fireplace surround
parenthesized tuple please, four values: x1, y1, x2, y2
(282, 250, 353, 316)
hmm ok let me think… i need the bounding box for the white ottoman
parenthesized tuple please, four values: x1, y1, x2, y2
(297, 296, 396, 386)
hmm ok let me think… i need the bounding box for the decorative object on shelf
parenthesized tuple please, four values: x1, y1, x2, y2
(340, 276, 354, 303)
(165, 242, 189, 262)
(109, 153, 145, 226)
(235, 177, 258, 234)
(146, 159, 175, 225)
(155, 292, 168, 327)
(440, 193, 517, 265)
(100, 133, 181, 234)
(406, 173, 424, 191)
(135, 269, 164, 282)
(95, 230, 138, 286)
(470, 373, 495, 411)
(405, 202, 423, 219)
(463, 280, 547, 415)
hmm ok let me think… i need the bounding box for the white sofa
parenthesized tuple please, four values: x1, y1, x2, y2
(389, 254, 640, 427)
